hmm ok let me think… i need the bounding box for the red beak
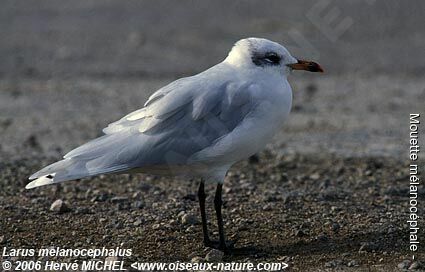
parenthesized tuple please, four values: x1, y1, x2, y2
(287, 59, 324, 73)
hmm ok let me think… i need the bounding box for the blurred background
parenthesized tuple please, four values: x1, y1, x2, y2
(0, 0, 424, 160)
(1, 1, 424, 269)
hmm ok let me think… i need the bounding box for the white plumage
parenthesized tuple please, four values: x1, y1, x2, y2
(27, 38, 307, 189)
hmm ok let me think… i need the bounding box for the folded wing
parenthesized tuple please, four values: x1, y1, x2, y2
(28, 70, 257, 188)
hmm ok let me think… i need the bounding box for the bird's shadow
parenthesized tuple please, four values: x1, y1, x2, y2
(225, 245, 261, 256)
(224, 229, 404, 259)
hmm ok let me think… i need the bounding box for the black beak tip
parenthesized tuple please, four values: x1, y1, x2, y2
(309, 63, 324, 73)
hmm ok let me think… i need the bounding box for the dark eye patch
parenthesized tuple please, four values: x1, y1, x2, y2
(251, 51, 281, 67)
(264, 53, 281, 64)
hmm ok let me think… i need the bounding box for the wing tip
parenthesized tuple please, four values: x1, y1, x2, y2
(25, 174, 56, 189)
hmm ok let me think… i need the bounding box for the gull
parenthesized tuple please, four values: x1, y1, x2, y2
(27, 37, 323, 250)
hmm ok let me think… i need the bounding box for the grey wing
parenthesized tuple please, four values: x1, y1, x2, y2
(94, 77, 255, 166)
(28, 76, 255, 186)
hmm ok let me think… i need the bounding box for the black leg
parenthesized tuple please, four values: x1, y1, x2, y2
(214, 183, 227, 250)
(198, 180, 211, 246)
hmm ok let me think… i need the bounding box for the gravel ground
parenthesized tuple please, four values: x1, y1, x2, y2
(1, 152, 424, 271)
(0, 75, 423, 270)
(1, 1, 425, 271)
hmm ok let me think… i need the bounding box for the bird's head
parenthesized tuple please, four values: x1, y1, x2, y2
(225, 37, 323, 76)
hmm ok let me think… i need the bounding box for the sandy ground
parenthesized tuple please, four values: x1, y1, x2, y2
(1, 1, 425, 271)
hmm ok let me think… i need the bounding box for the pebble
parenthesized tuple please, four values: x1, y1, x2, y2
(316, 234, 329, 242)
(133, 219, 143, 227)
(181, 214, 198, 225)
(331, 222, 340, 232)
(116, 203, 130, 211)
(132, 192, 143, 199)
(324, 259, 343, 268)
(277, 256, 291, 262)
(133, 201, 145, 209)
(387, 226, 396, 234)
(409, 261, 421, 270)
(114, 221, 124, 229)
(0, 235, 5, 244)
(91, 191, 109, 202)
(347, 260, 358, 267)
(358, 242, 377, 253)
(185, 226, 196, 233)
(111, 196, 128, 203)
(205, 249, 224, 262)
(295, 229, 306, 237)
(105, 256, 121, 263)
(310, 173, 320, 180)
(191, 256, 205, 263)
(50, 199, 70, 213)
(330, 206, 340, 212)
(262, 203, 273, 211)
(324, 261, 334, 268)
(398, 260, 410, 270)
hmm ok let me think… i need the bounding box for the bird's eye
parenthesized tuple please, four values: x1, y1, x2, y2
(264, 53, 281, 64)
